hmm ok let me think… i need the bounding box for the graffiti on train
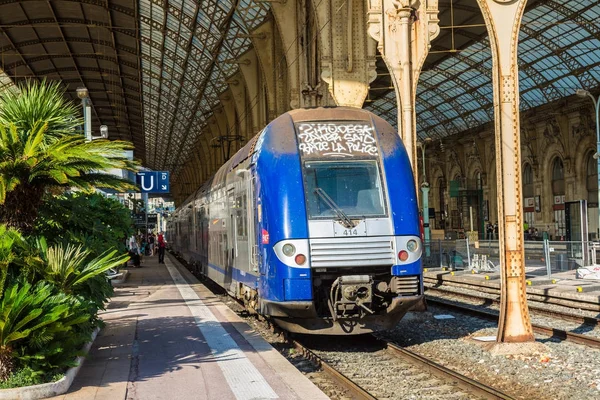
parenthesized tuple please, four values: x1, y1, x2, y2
(296, 122, 379, 158)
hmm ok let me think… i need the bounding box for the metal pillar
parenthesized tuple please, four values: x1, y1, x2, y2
(84, 99, 92, 142)
(367, 0, 440, 182)
(77, 86, 92, 142)
(475, 0, 534, 343)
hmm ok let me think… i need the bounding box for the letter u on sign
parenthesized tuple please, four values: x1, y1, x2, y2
(140, 174, 155, 191)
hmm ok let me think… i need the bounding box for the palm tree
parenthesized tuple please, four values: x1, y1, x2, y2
(0, 80, 138, 233)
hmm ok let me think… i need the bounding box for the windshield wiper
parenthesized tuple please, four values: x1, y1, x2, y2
(313, 188, 354, 228)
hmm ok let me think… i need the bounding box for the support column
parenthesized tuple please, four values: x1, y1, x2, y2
(317, 0, 378, 107)
(475, 0, 534, 343)
(368, 0, 440, 183)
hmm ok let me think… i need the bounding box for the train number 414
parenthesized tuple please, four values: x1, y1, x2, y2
(343, 229, 359, 236)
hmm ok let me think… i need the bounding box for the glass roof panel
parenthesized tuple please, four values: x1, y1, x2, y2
(138, 0, 271, 170)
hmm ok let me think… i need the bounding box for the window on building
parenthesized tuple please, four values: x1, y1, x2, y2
(552, 157, 565, 238)
(523, 164, 534, 197)
(450, 174, 462, 230)
(437, 178, 446, 230)
(523, 163, 535, 226)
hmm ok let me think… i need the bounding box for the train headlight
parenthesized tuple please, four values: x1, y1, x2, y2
(282, 243, 296, 257)
(407, 239, 419, 252)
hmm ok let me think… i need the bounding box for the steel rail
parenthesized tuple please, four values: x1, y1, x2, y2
(423, 276, 600, 312)
(291, 340, 377, 400)
(427, 297, 600, 349)
(382, 340, 515, 400)
(425, 285, 600, 327)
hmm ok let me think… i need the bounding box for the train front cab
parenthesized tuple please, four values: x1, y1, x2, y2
(256, 109, 424, 335)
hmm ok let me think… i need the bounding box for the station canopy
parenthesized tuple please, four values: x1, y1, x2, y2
(0, 0, 598, 176)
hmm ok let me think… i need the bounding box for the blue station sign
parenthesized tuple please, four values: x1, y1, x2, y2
(136, 171, 170, 193)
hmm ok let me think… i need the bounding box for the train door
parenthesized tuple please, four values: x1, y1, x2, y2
(226, 188, 236, 292)
(248, 176, 258, 273)
(233, 189, 250, 274)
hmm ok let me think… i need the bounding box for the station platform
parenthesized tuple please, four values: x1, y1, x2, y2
(50, 254, 328, 400)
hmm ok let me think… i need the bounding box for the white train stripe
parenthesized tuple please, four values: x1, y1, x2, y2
(165, 261, 279, 400)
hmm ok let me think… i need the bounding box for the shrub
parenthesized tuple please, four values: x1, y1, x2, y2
(35, 192, 134, 258)
(36, 244, 129, 311)
(0, 280, 88, 380)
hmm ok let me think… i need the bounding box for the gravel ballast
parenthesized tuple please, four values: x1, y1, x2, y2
(378, 307, 600, 400)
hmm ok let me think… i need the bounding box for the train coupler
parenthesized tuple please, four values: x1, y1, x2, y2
(328, 275, 374, 321)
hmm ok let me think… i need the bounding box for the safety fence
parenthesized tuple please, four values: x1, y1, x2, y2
(422, 238, 598, 278)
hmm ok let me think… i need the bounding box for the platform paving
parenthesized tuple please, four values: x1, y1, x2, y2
(49, 253, 327, 400)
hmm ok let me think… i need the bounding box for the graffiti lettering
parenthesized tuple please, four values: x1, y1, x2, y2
(296, 122, 378, 158)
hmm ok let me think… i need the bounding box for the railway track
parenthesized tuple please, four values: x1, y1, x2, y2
(291, 339, 376, 400)
(426, 296, 600, 349)
(293, 336, 514, 400)
(423, 275, 600, 312)
(425, 285, 600, 327)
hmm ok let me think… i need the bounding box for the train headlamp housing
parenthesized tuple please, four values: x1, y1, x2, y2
(394, 236, 422, 264)
(273, 239, 310, 268)
(282, 243, 296, 257)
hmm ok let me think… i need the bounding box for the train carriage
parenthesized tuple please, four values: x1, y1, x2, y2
(168, 107, 423, 334)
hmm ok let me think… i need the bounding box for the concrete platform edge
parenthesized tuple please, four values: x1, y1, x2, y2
(167, 254, 330, 400)
(0, 327, 100, 400)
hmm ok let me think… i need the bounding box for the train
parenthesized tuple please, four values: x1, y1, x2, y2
(167, 107, 423, 335)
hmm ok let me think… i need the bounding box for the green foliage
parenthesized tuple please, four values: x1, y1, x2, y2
(0, 226, 21, 296)
(40, 244, 129, 293)
(0, 80, 141, 383)
(0, 367, 62, 389)
(15, 294, 94, 376)
(0, 280, 90, 380)
(0, 80, 138, 233)
(35, 192, 134, 257)
(0, 79, 80, 139)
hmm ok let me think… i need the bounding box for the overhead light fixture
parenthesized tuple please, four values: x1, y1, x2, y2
(76, 86, 89, 99)
(576, 89, 591, 98)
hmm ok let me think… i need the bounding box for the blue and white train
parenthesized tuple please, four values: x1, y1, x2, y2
(167, 107, 423, 334)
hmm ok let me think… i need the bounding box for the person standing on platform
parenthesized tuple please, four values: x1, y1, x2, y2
(494, 222, 498, 240)
(157, 232, 166, 264)
(148, 233, 155, 256)
(486, 221, 493, 240)
(129, 234, 141, 268)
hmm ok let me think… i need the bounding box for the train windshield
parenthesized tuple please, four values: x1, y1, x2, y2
(303, 160, 386, 219)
